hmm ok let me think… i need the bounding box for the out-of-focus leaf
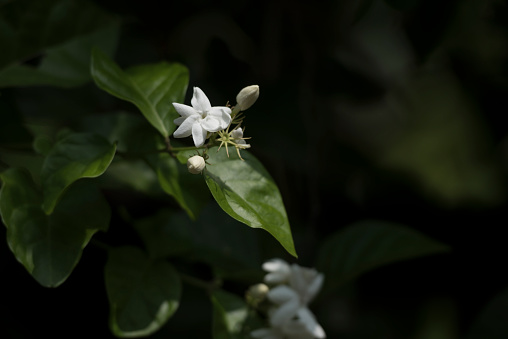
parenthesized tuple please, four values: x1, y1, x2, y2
(204, 147, 297, 258)
(0, 21, 120, 88)
(151, 152, 209, 220)
(211, 289, 248, 339)
(0, 96, 32, 146)
(91, 48, 189, 137)
(135, 204, 262, 281)
(40, 132, 116, 214)
(316, 220, 450, 292)
(0, 168, 110, 287)
(380, 73, 504, 206)
(0, 0, 113, 70)
(467, 287, 508, 339)
(105, 246, 181, 337)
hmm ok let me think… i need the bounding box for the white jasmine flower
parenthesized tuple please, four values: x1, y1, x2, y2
(263, 258, 292, 284)
(231, 127, 251, 149)
(173, 87, 232, 147)
(186, 155, 206, 174)
(267, 286, 326, 338)
(255, 259, 326, 339)
(236, 85, 260, 111)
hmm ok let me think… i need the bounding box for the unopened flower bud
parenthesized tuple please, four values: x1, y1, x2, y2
(187, 155, 206, 174)
(246, 283, 269, 306)
(236, 85, 259, 111)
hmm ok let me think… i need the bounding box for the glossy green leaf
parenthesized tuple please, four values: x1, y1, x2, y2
(91, 48, 189, 137)
(211, 289, 249, 339)
(0, 21, 120, 88)
(105, 246, 181, 337)
(0, 168, 110, 287)
(204, 147, 296, 258)
(316, 220, 450, 291)
(0, 0, 112, 70)
(40, 132, 116, 214)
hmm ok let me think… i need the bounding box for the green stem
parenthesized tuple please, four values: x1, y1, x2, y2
(171, 145, 208, 152)
(179, 273, 221, 292)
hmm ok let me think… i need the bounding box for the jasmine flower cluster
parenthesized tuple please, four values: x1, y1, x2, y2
(250, 259, 326, 339)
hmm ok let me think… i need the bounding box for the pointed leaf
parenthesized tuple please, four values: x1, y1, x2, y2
(105, 246, 181, 337)
(316, 220, 450, 291)
(211, 289, 249, 339)
(204, 147, 296, 257)
(41, 132, 116, 214)
(0, 168, 110, 287)
(91, 48, 189, 137)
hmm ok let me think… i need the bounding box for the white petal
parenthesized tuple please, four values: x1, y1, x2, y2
(191, 87, 211, 112)
(173, 115, 199, 138)
(305, 273, 324, 304)
(269, 298, 300, 327)
(263, 258, 290, 273)
(289, 264, 307, 296)
(174, 116, 186, 126)
(250, 328, 283, 339)
(268, 285, 299, 304)
(192, 121, 208, 147)
(297, 307, 326, 338)
(208, 107, 231, 129)
(231, 127, 243, 139)
(263, 259, 291, 284)
(172, 103, 199, 118)
(200, 116, 221, 132)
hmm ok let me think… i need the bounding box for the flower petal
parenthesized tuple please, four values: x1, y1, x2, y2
(268, 285, 299, 304)
(297, 307, 326, 338)
(208, 107, 231, 129)
(200, 116, 221, 132)
(263, 258, 290, 273)
(269, 297, 300, 327)
(173, 115, 199, 138)
(172, 103, 199, 118)
(250, 328, 283, 339)
(192, 121, 208, 147)
(191, 87, 211, 112)
(305, 273, 324, 304)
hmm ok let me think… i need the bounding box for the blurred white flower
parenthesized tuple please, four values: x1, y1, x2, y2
(254, 259, 326, 338)
(268, 285, 325, 338)
(173, 87, 231, 147)
(262, 258, 292, 284)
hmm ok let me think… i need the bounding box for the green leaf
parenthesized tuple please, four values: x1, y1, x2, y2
(316, 220, 450, 291)
(153, 152, 209, 220)
(204, 147, 297, 258)
(0, 0, 113, 70)
(0, 168, 110, 287)
(0, 21, 120, 88)
(467, 286, 508, 339)
(105, 246, 181, 337)
(134, 204, 262, 281)
(211, 289, 249, 339)
(91, 48, 189, 137)
(40, 132, 116, 214)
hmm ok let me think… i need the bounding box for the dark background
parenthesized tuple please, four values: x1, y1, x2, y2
(2, 0, 508, 338)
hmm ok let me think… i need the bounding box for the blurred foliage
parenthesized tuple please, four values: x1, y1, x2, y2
(2, 0, 508, 338)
